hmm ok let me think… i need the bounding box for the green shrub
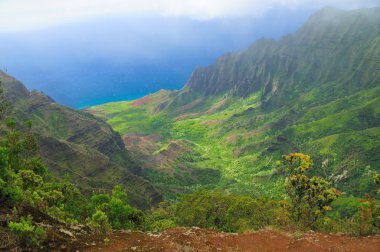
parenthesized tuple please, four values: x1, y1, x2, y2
(88, 185, 145, 230)
(147, 201, 177, 231)
(0, 177, 24, 205)
(109, 196, 134, 229)
(278, 153, 340, 229)
(86, 210, 111, 234)
(151, 219, 176, 232)
(8, 215, 47, 247)
(175, 190, 276, 232)
(351, 195, 380, 235)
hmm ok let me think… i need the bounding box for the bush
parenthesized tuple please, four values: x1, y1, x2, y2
(88, 185, 145, 230)
(151, 219, 176, 232)
(147, 201, 177, 231)
(352, 195, 380, 235)
(175, 190, 276, 232)
(8, 215, 47, 247)
(86, 210, 111, 234)
(278, 153, 340, 229)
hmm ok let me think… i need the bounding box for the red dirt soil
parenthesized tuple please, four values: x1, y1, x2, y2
(82, 227, 380, 252)
(130, 96, 153, 106)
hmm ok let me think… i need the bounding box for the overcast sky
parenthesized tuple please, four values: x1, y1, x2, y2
(0, 0, 379, 32)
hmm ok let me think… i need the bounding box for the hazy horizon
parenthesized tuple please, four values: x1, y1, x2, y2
(0, 0, 378, 108)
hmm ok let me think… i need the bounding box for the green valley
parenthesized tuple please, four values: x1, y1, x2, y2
(89, 7, 380, 199)
(1, 6, 380, 251)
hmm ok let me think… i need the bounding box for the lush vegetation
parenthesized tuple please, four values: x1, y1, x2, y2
(1, 83, 379, 249)
(91, 84, 380, 200)
(1, 7, 380, 250)
(0, 84, 145, 248)
(147, 154, 379, 235)
(0, 70, 160, 209)
(8, 215, 47, 247)
(278, 153, 340, 229)
(89, 8, 380, 201)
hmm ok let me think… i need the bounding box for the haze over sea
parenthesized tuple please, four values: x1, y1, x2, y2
(1, 1, 377, 108)
(0, 6, 315, 108)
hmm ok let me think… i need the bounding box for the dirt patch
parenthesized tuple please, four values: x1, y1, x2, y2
(205, 98, 227, 114)
(122, 134, 192, 175)
(173, 98, 204, 115)
(82, 108, 105, 117)
(174, 98, 227, 121)
(83, 227, 380, 252)
(226, 125, 270, 143)
(174, 112, 201, 120)
(130, 96, 153, 106)
(201, 120, 223, 126)
(123, 133, 163, 154)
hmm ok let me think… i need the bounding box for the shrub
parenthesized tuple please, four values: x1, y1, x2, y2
(86, 210, 111, 234)
(151, 219, 176, 232)
(352, 195, 380, 235)
(147, 201, 177, 231)
(8, 215, 47, 247)
(0, 178, 24, 205)
(18, 169, 43, 190)
(88, 185, 145, 230)
(278, 153, 340, 229)
(175, 190, 276, 232)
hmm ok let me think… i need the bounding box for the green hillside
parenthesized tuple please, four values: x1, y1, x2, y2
(0, 71, 162, 208)
(89, 7, 380, 199)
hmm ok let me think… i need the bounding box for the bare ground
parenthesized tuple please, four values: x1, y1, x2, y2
(2, 206, 380, 252)
(82, 227, 380, 252)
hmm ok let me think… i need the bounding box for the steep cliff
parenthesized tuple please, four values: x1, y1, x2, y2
(183, 7, 379, 110)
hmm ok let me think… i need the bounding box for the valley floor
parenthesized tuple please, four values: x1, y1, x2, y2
(80, 228, 380, 252)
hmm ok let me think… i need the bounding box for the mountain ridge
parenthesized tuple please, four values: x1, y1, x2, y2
(0, 71, 162, 208)
(180, 7, 380, 110)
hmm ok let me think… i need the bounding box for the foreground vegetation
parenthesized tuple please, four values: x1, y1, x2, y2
(1, 7, 380, 249)
(1, 80, 379, 248)
(147, 154, 380, 236)
(0, 85, 144, 248)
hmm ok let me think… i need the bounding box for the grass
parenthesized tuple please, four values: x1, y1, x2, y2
(89, 80, 380, 199)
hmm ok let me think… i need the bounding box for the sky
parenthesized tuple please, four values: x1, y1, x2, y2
(0, 0, 379, 108)
(1, 0, 379, 32)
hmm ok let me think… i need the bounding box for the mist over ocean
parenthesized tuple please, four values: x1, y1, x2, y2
(0, 7, 312, 108)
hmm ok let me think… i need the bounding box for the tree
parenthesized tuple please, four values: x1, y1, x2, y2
(375, 173, 380, 195)
(0, 81, 10, 120)
(278, 153, 340, 228)
(88, 185, 145, 230)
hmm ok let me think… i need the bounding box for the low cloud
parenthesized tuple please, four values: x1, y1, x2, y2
(0, 0, 378, 32)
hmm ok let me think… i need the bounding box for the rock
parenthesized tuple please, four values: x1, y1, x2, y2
(59, 228, 75, 238)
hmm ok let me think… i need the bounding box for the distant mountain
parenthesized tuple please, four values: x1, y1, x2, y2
(0, 71, 162, 209)
(90, 7, 380, 198)
(179, 7, 380, 109)
(0, 7, 312, 107)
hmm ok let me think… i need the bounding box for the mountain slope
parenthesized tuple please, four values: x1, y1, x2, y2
(174, 7, 379, 109)
(90, 7, 380, 198)
(0, 71, 162, 208)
